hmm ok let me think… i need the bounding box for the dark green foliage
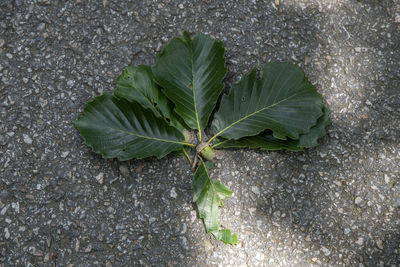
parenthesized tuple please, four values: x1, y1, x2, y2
(75, 32, 330, 245)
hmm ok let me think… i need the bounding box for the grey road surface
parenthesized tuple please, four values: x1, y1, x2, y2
(0, 0, 399, 266)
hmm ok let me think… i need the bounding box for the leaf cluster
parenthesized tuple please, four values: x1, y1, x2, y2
(74, 32, 330, 245)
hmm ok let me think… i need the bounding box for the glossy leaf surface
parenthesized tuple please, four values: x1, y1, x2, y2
(152, 32, 227, 137)
(114, 65, 187, 131)
(74, 92, 187, 160)
(213, 134, 303, 151)
(211, 62, 323, 142)
(213, 105, 330, 151)
(115, 65, 170, 118)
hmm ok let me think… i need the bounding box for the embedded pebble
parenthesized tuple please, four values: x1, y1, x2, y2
(170, 187, 177, 198)
(4, 228, 10, 239)
(321, 246, 331, 256)
(355, 197, 362, 205)
(23, 134, 32, 144)
(95, 173, 104, 184)
(355, 237, 364, 246)
(251, 186, 260, 195)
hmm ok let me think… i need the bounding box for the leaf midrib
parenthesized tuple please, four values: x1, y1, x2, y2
(189, 45, 202, 141)
(103, 125, 192, 146)
(209, 89, 309, 143)
(199, 160, 221, 232)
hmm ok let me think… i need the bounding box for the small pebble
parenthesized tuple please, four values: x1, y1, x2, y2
(355, 237, 364, 246)
(321, 246, 331, 256)
(376, 239, 384, 250)
(4, 228, 10, 239)
(37, 23, 46, 31)
(395, 13, 400, 23)
(170, 187, 177, 198)
(1, 206, 9, 215)
(251, 186, 260, 195)
(95, 173, 104, 184)
(384, 174, 390, 184)
(119, 165, 130, 177)
(23, 134, 32, 144)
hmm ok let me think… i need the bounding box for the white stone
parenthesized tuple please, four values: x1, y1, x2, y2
(376, 239, 384, 250)
(355, 197, 362, 205)
(255, 252, 264, 261)
(251, 186, 260, 195)
(1, 205, 8, 215)
(384, 174, 390, 184)
(11, 202, 19, 213)
(4, 228, 10, 239)
(23, 134, 32, 144)
(37, 23, 45, 31)
(321, 246, 331, 256)
(355, 237, 364, 245)
(95, 173, 104, 184)
(170, 187, 177, 198)
(395, 13, 400, 23)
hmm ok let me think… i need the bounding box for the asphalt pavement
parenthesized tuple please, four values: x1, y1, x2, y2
(0, 0, 399, 266)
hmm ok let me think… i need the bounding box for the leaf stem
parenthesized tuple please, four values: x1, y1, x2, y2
(207, 134, 218, 144)
(198, 128, 202, 143)
(191, 154, 199, 172)
(182, 147, 192, 164)
(184, 143, 196, 147)
(211, 141, 225, 149)
(197, 155, 205, 165)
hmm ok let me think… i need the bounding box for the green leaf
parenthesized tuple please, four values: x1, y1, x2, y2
(115, 65, 170, 117)
(192, 161, 237, 245)
(152, 32, 227, 139)
(212, 229, 238, 245)
(213, 105, 330, 151)
(213, 134, 303, 151)
(74, 92, 189, 161)
(298, 105, 330, 148)
(210, 62, 323, 142)
(114, 65, 187, 131)
(169, 149, 185, 158)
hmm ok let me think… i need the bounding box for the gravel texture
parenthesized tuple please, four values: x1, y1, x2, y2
(1, 0, 399, 266)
